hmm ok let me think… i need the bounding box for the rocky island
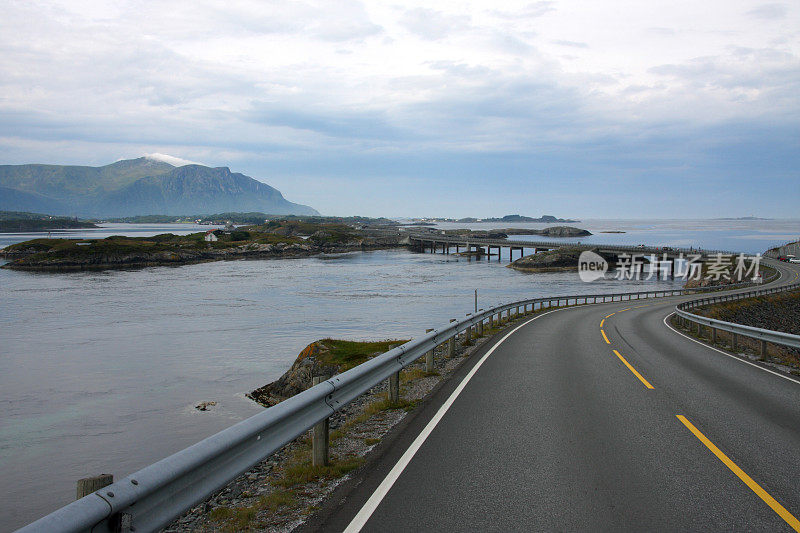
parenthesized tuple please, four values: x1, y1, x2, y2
(1, 220, 404, 271)
(509, 247, 614, 272)
(439, 226, 591, 238)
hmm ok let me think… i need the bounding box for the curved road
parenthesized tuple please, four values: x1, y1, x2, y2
(304, 260, 800, 532)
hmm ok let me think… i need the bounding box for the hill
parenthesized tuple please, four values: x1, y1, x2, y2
(0, 211, 97, 232)
(0, 156, 318, 217)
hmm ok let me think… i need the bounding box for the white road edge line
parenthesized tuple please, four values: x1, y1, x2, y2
(662, 312, 800, 386)
(343, 308, 563, 533)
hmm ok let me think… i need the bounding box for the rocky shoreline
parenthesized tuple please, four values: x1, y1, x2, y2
(0, 222, 405, 271)
(1, 240, 402, 271)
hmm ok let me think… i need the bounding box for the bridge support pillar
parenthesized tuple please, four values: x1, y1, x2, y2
(425, 329, 434, 372)
(312, 376, 330, 466)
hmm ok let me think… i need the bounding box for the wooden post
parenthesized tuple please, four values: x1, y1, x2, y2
(388, 371, 400, 403)
(425, 329, 434, 372)
(732, 333, 738, 351)
(760, 340, 767, 360)
(312, 376, 330, 466)
(448, 319, 456, 357)
(711, 327, 717, 344)
(77, 474, 113, 500)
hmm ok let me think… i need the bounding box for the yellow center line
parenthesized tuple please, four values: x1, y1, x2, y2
(600, 318, 605, 328)
(620, 307, 631, 312)
(601, 329, 611, 344)
(612, 349, 654, 389)
(676, 415, 800, 531)
(604, 312, 615, 318)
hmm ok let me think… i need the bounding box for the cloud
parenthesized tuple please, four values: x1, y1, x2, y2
(552, 40, 589, 48)
(399, 7, 471, 40)
(746, 3, 788, 20)
(492, 2, 556, 20)
(0, 0, 799, 217)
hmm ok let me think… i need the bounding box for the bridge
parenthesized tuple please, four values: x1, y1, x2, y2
(17, 259, 800, 532)
(407, 233, 724, 262)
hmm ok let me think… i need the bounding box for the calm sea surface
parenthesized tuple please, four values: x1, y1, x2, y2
(1, 219, 799, 529)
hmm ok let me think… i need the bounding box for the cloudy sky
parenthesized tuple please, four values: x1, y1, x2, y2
(1, 0, 798, 218)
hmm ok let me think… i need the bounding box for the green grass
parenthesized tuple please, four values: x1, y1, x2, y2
(208, 505, 258, 531)
(258, 489, 296, 512)
(317, 339, 408, 371)
(276, 456, 364, 488)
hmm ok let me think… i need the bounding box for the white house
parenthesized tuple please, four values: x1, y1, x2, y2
(204, 230, 218, 242)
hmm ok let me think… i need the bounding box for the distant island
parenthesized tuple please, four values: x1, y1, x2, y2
(411, 214, 579, 223)
(713, 217, 772, 221)
(438, 226, 591, 238)
(0, 211, 97, 232)
(0, 154, 318, 218)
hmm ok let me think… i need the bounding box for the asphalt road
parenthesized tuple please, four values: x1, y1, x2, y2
(304, 259, 800, 532)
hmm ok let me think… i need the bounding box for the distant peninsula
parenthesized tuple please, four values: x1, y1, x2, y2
(0, 211, 97, 232)
(412, 214, 579, 224)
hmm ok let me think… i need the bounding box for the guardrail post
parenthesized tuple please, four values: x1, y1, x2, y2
(448, 319, 456, 357)
(425, 329, 434, 372)
(477, 317, 484, 336)
(760, 340, 767, 360)
(732, 333, 738, 351)
(77, 474, 113, 500)
(388, 371, 400, 403)
(312, 376, 330, 466)
(711, 327, 717, 344)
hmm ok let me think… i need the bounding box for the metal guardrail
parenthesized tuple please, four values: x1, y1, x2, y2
(18, 274, 777, 533)
(675, 280, 800, 350)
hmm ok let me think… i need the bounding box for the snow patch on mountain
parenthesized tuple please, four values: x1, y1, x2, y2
(144, 153, 204, 167)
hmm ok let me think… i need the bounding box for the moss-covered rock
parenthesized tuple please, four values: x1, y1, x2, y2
(247, 339, 407, 407)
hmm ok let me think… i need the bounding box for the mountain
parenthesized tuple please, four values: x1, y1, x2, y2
(0, 156, 319, 217)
